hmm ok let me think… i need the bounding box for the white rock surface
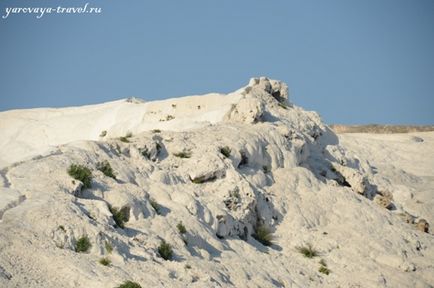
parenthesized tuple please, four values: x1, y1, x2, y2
(0, 78, 433, 288)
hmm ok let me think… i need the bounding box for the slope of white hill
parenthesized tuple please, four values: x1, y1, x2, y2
(0, 78, 433, 288)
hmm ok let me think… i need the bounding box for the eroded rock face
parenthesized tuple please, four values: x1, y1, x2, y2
(225, 77, 291, 124)
(1, 78, 432, 288)
(225, 97, 265, 124)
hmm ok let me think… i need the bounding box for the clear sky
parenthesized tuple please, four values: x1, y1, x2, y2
(1, 0, 433, 124)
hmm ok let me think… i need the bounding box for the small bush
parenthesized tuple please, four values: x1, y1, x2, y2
(58, 225, 66, 232)
(68, 164, 92, 190)
(75, 235, 91, 253)
(262, 165, 270, 173)
(105, 241, 113, 254)
(296, 243, 319, 258)
(100, 130, 107, 137)
(109, 206, 129, 228)
(150, 199, 160, 215)
(99, 257, 111, 266)
(191, 175, 217, 184)
(177, 222, 187, 234)
(278, 102, 289, 110)
(96, 160, 116, 179)
(319, 265, 330, 275)
(117, 281, 142, 288)
(119, 132, 133, 143)
(173, 151, 191, 158)
(220, 146, 231, 158)
(253, 225, 273, 246)
(158, 240, 173, 260)
(152, 129, 161, 133)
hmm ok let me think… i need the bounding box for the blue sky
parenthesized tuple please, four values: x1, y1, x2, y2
(0, 0, 433, 124)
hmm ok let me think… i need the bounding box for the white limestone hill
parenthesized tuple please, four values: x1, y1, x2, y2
(0, 78, 433, 288)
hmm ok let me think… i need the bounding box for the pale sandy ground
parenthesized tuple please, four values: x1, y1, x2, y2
(0, 78, 433, 288)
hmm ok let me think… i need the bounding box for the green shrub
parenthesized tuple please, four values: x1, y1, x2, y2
(220, 146, 231, 158)
(119, 132, 133, 143)
(152, 129, 161, 133)
(191, 175, 216, 184)
(99, 257, 111, 266)
(158, 240, 173, 260)
(58, 225, 66, 232)
(116, 281, 142, 288)
(318, 259, 330, 275)
(253, 225, 273, 246)
(75, 235, 91, 253)
(105, 241, 113, 254)
(177, 222, 187, 234)
(96, 160, 116, 179)
(150, 199, 160, 215)
(173, 151, 191, 158)
(296, 243, 319, 258)
(109, 206, 129, 228)
(68, 164, 92, 190)
(278, 102, 289, 110)
(100, 130, 107, 137)
(319, 265, 330, 275)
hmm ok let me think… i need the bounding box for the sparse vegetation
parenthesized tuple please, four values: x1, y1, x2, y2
(100, 130, 107, 137)
(99, 257, 111, 266)
(96, 160, 116, 179)
(278, 102, 289, 110)
(253, 225, 273, 246)
(67, 164, 92, 190)
(75, 235, 91, 253)
(119, 132, 133, 143)
(58, 225, 65, 232)
(109, 206, 129, 228)
(152, 129, 161, 133)
(262, 165, 270, 173)
(224, 188, 241, 210)
(116, 281, 142, 288)
(191, 175, 216, 184)
(177, 221, 187, 234)
(319, 259, 330, 275)
(105, 241, 113, 254)
(220, 146, 231, 158)
(158, 240, 173, 260)
(185, 264, 192, 269)
(296, 243, 319, 258)
(150, 199, 160, 215)
(160, 115, 175, 121)
(173, 150, 191, 158)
